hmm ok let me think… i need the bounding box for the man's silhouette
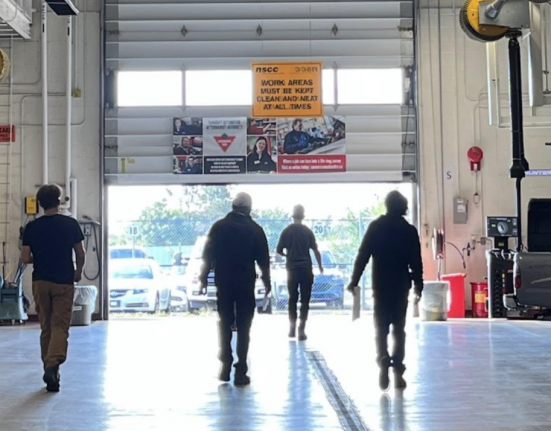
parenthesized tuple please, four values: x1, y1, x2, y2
(348, 191, 423, 391)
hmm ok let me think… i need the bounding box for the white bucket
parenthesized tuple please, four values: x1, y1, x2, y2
(420, 281, 450, 322)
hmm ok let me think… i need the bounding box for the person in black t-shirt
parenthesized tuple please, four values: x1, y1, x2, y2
(276, 205, 323, 341)
(20, 184, 86, 393)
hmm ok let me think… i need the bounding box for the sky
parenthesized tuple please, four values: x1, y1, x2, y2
(108, 183, 413, 223)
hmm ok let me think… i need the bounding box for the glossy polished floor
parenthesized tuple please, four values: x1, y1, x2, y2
(1, 314, 551, 431)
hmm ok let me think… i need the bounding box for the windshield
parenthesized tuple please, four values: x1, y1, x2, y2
(111, 263, 153, 279)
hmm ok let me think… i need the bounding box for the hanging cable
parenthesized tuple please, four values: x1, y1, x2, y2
(445, 241, 467, 269)
(83, 222, 101, 280)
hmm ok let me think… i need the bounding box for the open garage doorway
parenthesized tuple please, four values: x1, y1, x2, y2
(107, 183, 414, 318)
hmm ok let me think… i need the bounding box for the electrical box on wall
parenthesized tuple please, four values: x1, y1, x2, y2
(24, 196, 38, 215)
(453, 197, 468, 224)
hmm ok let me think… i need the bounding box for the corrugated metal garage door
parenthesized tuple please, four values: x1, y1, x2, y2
(104, 0, 416, 184)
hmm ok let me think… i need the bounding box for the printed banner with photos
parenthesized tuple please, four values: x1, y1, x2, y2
(172, 116, 346, 175)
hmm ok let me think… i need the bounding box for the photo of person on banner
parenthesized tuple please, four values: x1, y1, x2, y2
(247, 118, 276, 136)
(277, 117, 346, 156)
(246, 136, 277, 174)
(173, 117, 204, 136)
(173, 136, 203, 156)
(173, 156, 203, 175)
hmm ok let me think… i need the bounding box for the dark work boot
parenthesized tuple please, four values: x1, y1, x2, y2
(218, 362, 232, 383)
(44, 365, 60, 393)
(298, 321, 307, 341)
(289, 321, 297, 338)
(233, 364, 250, 387)
(378, 357, 391, 391)
(393, 362, 407, 390)
(394, 372, 407, 390)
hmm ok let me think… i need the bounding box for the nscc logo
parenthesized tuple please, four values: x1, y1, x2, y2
(255, 66, 279, 73)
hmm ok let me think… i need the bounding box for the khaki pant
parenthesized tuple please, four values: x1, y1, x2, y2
(32, 281, 74, 370)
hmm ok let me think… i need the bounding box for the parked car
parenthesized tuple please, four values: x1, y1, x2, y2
(109, 246, 147, 259)
(183, 236, 269, 313)
(505, 251, 551, 317)
(271, 249, 346, 310)
(170, 287, 188, 312)
(170, 264, 187, 291)
(108, 258, 171, 313)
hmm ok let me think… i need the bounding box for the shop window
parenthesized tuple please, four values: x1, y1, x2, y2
(185, 70, 252, 106)
(337, 69, 403, 104)
(117, 71, 183, 107)
(185, 69, 336, 107)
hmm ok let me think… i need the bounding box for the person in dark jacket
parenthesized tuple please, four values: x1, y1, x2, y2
(247, 137, 277, 173)
(348, 191, 423, 391)
(277, 205, 323, 341)
(200, 193, 271, 386)
(283, 119, 312, 154)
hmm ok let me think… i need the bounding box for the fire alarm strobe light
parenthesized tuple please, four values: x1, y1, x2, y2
(468, 146, 484, 171)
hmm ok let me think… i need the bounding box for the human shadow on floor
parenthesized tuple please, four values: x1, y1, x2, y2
(379, 393, 406, 431)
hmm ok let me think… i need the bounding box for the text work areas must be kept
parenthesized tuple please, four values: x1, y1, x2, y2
(252, 62, 323, 118)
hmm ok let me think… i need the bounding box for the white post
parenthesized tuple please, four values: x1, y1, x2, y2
(41, 0, 48, 185)
(65, 16, 73, 211)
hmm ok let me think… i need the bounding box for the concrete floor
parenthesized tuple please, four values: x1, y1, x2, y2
(1, 314, 551, 431)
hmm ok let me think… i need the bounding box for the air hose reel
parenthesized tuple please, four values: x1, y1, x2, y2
(459, 0, 537, 43)
(432, 228, 445, 280)
(458, 0, 536, 251)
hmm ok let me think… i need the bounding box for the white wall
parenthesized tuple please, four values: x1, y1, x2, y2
(418, 4, 551, 307)
(0, 0, 102, 314)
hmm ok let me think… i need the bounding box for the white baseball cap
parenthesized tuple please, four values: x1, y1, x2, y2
(232, 192, 252, 208)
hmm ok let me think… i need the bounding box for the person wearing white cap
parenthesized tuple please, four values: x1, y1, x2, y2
(276, 204, 323, 341)
(199, 192, 271, 386)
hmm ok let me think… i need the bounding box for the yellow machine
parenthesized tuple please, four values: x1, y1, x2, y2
(458, 0, 551, 318)
(459, 0, 543, 43)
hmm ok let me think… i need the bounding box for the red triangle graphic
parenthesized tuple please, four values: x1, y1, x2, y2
(214, 134, 236, 152)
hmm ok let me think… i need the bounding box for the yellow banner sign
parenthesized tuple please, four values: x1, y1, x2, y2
(252, 62, 323, 118)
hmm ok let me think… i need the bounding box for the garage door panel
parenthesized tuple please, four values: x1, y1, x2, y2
(110, 0, 407, 4)
(346, 139, 403, 155)
(346, 116, 412, 133)
(108, 56, 412, 70)
(108, 18, 412, 34)
(105, 0, 417, 183)
(108, 40, 411, 60)
(105, 156, 172, 175)
(109, 30, 406, 43)
(105, 171, 405, 186)
(107, 2, 410, 21)
(109, 105, 410, 119)
(105, 154, 403, 175)
(110, 137, 405, 158)
(115, 145, 173, 158)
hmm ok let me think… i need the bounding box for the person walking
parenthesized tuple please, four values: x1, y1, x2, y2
(20, 184, 86, 392)
(276, 205, 323, 341)
(200, 192, 271, 386)
(347, 191, 423, 391)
